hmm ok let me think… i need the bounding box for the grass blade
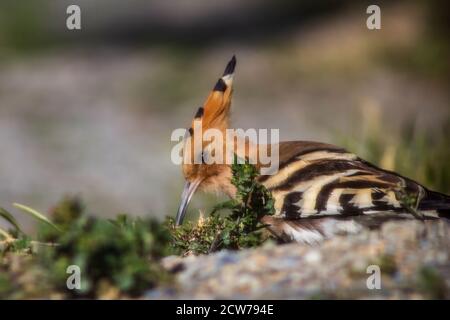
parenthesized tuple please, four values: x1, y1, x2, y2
(0, 207, 23, 233)
(0, 226, 13, 241)
(13, 203, 61, 232)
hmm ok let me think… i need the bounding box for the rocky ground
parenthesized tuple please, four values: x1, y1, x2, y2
(148, 219, 449, 299)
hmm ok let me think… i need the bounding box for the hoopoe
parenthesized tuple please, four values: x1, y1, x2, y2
(175, 56, 450, 244)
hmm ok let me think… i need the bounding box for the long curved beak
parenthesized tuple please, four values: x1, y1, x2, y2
(175, 179, 202, 226)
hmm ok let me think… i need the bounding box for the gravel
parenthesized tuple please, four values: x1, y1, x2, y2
(148, 219, 449, 299)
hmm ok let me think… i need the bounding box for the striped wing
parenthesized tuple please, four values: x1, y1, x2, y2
(258, 141, 425, 218)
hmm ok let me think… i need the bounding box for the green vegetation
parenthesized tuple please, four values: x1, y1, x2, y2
(373, 254, 397, 276)
(0, 197, 174, 299)
(0, 161, 275, 298)
(168, 159, 275, 255)
(37, 211, 173, 298)
(416, 266, 448, 299)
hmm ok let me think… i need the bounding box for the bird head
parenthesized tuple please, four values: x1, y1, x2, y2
(176, 56, 237, 225)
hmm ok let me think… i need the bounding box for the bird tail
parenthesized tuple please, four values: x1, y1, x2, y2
(419, 190, 450, 218)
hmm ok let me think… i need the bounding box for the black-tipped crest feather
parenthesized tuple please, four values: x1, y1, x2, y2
(213, 78, 227, 92)
(223, 55, 236, 76)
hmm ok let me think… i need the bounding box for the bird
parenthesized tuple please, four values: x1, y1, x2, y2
(175, 55, 450, 244)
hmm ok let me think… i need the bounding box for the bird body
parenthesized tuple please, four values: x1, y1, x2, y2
(256, 141, 450, 243)
(175, 56, 450, 244)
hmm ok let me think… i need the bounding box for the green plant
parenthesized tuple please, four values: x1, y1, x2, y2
(417, 266, 448, 299)
(39, 215, 172, 298)
(0, 206, 36, 254)
(0, 197, 175, 298)
(168, 159, 275, 255)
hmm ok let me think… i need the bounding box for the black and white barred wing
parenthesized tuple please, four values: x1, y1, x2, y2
(258, 142, 446, 219)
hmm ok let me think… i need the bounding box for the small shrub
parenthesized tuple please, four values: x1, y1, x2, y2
(0, 197, 175, 299)
(37, 200, 173, 298)
(168, 159, 275, 255)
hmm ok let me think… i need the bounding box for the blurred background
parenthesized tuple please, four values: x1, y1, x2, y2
(0, 0, 448, 231)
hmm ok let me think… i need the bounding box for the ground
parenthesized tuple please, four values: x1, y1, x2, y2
(148, 219, 449, 299)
